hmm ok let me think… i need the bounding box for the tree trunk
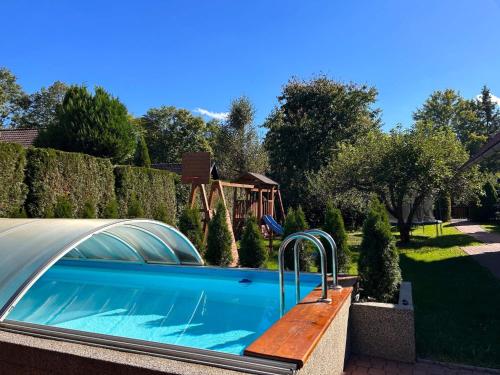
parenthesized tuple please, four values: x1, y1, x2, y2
(398, 222, 411, 243)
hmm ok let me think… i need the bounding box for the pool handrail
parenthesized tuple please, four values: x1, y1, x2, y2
(278, 232, 330, 316)
(303, 229, 341, 289)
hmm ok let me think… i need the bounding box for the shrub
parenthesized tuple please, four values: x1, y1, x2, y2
(179, 206, 204, 254)
(134, 135, 151, 168)
(205, 201, 233, 266)
(25, 148, 116, 218)
(36, 85, 136, 163)
(82, 201, 96, 218)
(358, 198, 401, 302)
(283, 206, 311, 271)
(0, 142, 27, 217)
(127, 193, 144, 218)
(53, 196, 73, 218)
(102, 199, 119, 219)
(318, 201, 350, 273)
(239, 215, 267, 268)
(154, 205, 170, 223)
(470, 181, 498, 221)
(114, 165, 176, 224)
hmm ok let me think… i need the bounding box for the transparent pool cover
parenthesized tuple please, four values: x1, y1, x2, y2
(0, 219, 203, 320)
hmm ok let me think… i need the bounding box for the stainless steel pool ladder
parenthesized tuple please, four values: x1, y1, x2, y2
(303, 229, 342, 290)
(278, 232, 331, 317)
(291, 229, 342, 305)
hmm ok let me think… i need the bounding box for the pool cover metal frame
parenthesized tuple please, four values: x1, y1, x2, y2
(0, 219, 204, 321)
(0, 320, 298, 375)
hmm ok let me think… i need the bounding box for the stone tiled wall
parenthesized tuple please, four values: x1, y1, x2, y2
(349, 281, 416, 363)
(297, 294, 351, 375)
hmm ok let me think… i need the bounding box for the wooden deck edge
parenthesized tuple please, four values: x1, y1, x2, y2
(243, 281, 354, 367)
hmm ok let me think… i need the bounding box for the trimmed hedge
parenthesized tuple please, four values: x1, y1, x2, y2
(25, 148, 116, 218)
(0, 142, 27, 217)
(114, 166, 176, 224)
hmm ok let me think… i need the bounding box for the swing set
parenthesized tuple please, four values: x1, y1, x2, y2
(181, 152, 285, 265)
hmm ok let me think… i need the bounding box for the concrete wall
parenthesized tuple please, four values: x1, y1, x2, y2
(349, 281, 416, 363)
(0, 330, 246, 375)
(297, 294, 351, 375)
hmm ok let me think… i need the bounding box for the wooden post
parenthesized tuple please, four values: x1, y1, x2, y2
(207, 181, 239, 266)
(258, 188, 263, 221)
(270, 187, 275, 218)
(277, 189, 285, 223)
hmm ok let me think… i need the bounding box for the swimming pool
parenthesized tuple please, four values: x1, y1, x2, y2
(9, 260, 321, 355)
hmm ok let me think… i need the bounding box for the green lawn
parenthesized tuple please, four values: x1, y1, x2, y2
(263, 225, 500, 368)
(398, 225, 500, 368)
(481, 222, 500, 234)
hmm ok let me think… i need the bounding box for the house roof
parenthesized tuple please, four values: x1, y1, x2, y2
(460, 132, 500, 170)
(235, 172, 279, 187)
(0, 128, 39, 148)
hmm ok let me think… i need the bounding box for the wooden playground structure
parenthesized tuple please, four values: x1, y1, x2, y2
(181, 152, 285, 265)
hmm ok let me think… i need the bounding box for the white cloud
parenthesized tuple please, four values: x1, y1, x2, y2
(193, 108, 229, 121)
(475, 93, 500, 106)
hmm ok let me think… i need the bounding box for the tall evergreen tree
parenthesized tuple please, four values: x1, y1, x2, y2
(321, 201, 350, 273)
(238, 215, 267, 268)
(36, 85, 136, 163)
(282, 206, 311, 271)
(476, 86, 500, 136)
(179, 206, 204, 254)
(134, 134, 151, 167)
(205, 201, 233, 266)
(358, 199, 401, 302)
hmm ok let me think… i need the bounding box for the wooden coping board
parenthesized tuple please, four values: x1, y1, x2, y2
(244, 279, 353, 368)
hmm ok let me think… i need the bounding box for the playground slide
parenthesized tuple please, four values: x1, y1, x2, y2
(262, 215, 284, 236)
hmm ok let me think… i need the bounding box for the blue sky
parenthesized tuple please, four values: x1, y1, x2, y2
(2, 0, 500, 131)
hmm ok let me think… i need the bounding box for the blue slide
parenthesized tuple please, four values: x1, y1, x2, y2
(262, 215, 284, 236)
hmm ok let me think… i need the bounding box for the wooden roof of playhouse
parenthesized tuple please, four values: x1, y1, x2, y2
(235, 172, 279, 189)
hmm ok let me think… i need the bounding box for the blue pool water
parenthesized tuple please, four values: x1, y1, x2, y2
(9, 260, 320, 355)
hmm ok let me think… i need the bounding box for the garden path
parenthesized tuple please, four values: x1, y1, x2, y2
(453, 221, 500, 278)
(344, 355, 500, 375)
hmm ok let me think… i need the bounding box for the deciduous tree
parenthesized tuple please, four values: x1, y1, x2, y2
(311, 123, 482, 243)
(264, 76, 380, 208)
(142, 106, 211, 164)
(213, 97, 268, 180)
(0, 67, 27, 127)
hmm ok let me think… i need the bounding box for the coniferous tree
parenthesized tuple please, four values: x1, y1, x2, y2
(134, 135, 151, 167)
(321, 201, 350, 273)
(127, 193, 144, 218)
(358, 199, 401, 302)
(205, 201, 233, 266)
(36, 85, 136, 163)
(53, 196, 73, 218)
(81, 201, 96, 218)
(471, 181, 499, 221)
(103, 199, 119, 219)
(282, 206, 311, 271)
(179, 206, 204, 254)
(239, 215, 267, 268)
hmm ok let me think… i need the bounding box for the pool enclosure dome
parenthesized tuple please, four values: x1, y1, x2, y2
(0, 219, 204, 321)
